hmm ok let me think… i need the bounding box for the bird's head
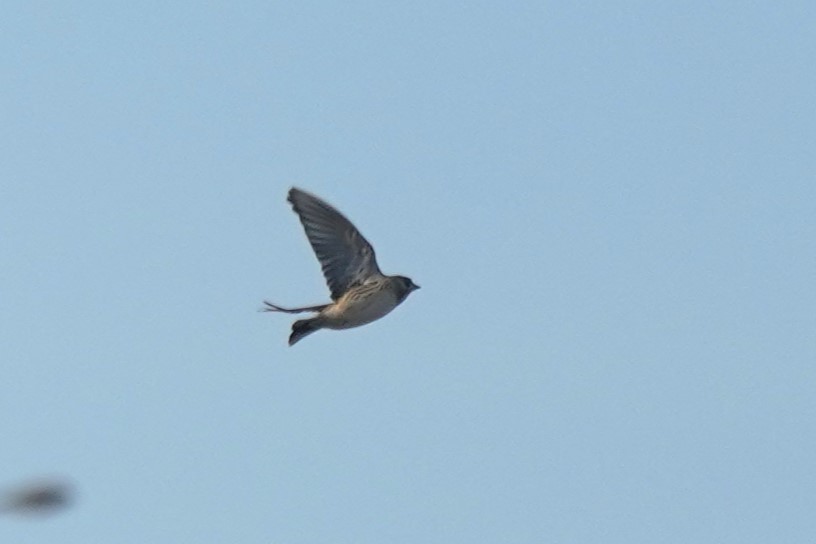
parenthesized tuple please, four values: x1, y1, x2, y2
(394, 276, 420, 302)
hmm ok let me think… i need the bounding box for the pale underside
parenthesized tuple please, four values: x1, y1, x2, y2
(318, 279, 399, 329)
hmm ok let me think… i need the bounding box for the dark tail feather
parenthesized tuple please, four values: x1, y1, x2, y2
(262, 301, 328, 314)
(289, 318, 321, 346)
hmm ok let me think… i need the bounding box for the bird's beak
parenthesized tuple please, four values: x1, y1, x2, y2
(413, 284, 421, 291)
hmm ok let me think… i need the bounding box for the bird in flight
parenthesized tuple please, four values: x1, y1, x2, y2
(263, 187, 420, 346)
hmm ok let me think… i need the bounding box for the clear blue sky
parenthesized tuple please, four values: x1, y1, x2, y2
(2, 1, 814, 542)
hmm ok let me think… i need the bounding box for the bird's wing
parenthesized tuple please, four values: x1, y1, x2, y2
(288, 187, 382, 300)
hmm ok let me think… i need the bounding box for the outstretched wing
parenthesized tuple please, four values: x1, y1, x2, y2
(287, 187, 382, 300)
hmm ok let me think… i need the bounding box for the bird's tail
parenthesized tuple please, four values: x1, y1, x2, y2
(289, 318, 321, 346)
(262, 301, 328, 314)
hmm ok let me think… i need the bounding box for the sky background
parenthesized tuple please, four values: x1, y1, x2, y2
(1, 1, 814, 542)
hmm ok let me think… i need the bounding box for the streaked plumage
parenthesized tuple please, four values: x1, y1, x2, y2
(264, 187, 419, 346)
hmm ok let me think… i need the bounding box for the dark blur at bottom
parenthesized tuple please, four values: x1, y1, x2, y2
(0, 479, 73, 517)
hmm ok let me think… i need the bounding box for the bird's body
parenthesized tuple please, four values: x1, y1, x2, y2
(264, 188, 419, 346)
(322, 276, 404, 328)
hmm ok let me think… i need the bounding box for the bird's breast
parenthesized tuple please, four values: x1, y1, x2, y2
(321, 285, 399, 329)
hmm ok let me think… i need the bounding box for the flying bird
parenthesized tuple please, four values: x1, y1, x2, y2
(263, 187, 419, 346)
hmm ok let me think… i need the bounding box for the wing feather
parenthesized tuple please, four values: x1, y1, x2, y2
(287, 188, 382, 300)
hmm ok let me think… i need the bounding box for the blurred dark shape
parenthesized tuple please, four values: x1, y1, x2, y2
(0, 479, 73, 516)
